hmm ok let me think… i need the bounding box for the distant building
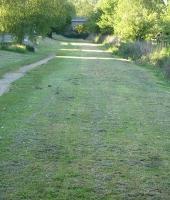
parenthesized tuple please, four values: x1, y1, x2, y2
(71, 17, 87, 30)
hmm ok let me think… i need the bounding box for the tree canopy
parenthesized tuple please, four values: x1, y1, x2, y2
(71, 0, 99, 16)
(87, 0, 170, 41)
(1, 0, 169, 43)
(0, 0, 75, 43)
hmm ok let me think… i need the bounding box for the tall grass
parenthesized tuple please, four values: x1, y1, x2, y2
(94, 34, 170, 79)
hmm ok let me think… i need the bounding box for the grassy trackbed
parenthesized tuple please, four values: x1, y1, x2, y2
(0, 38, 170, 200)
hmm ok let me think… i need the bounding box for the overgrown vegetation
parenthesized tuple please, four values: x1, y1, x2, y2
(87, 0, 170, 40)
(1, 38, 170, 199)
(0, 44, 28, 53)
(86, 0, 170, 78)
(94, 35, 170, 78)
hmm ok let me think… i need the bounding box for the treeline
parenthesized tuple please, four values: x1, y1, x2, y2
(87, 0, 170, 42)
(86, 0, 170, 78)
(71, 0, 98, 17)
(0, 0, 75, 43)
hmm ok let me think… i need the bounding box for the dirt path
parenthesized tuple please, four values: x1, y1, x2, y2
(0, 55, 55, 96)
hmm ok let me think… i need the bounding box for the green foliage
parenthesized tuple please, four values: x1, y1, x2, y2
(74, 25, 87, 34)
(160, 4, 170, 42)
(114, 0, 165, 40)
(0, 0, 75, 43)
(88, 0, 169, 41)
(0, 44, 27, 53)
(152, 47, 170, 60)
(90, 0, 170, 78)
(97, 0, 118, 34)
(52, 1, 76, 34)
(150, 47, 170, 65)
(102, 37, 170, 78)
(149, 47, 170, 77)
(86, 0, 118, 34)
(71, 0, 98, 17)
(64, 24, 89, 39)
(86, 9, 102, 33)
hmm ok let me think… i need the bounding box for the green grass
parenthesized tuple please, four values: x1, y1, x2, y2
(0, 37, 65, 78)
(0, 38, 170, 199)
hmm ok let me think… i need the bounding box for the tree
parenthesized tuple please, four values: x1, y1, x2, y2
(114, 0, 166, 40)
(160, 3, 170, 41)
(52, 1, 75, 34)
(86, 8, 102, 33)
(0, 0, 75, 43)
(96, 0, 118, 34)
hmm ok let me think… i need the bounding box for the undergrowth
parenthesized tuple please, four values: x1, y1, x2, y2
(94, 34, 170, 79)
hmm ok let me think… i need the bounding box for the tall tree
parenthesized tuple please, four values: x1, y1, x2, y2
(71, 0, 98, 16)
(0, 0, 75, 43)
(97, 0, 118, 34)
(114, 0, 166, 40)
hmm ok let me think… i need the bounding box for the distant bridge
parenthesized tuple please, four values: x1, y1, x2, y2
(71, 17, 87, 30)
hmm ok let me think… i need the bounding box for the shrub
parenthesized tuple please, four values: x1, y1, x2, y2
(150, 48, 170, 78)
(94, 33, 170, 78)
(63, 24, 89, 39)
(117, 42, 170, 79)
(118, 42, 140, 60)
(74, 25, 87, 34)
(117, 41, 155, 60)
(0, 44, 27, 53)
(150, 48, 170, 67)
(63, 32, 89, 39)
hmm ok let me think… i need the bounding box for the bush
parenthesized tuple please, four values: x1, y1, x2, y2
(74, 25, 87, 34)
(96, 34, 170, 79)
(0, 44, 27, 53)
(26, 45, 35, 52)
(149, 48, 170, 78)
(63, 24, 89, 39)
(150, 48, 170, 67)
(63, 32, 89, 39)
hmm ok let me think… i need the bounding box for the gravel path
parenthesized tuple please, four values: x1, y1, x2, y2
(0, 55, 55, 96)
